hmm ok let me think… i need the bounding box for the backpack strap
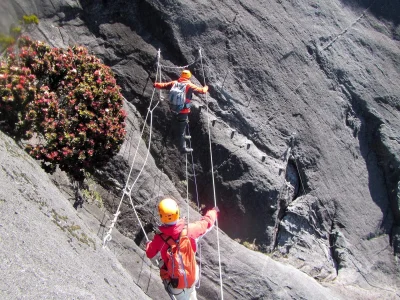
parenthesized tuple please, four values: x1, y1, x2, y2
(160, 233, 177, 248)
(160, 227, 188, 248)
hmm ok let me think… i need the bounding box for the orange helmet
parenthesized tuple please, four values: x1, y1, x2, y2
(158, 198, 180, 224)
(180, 69, 192, 79)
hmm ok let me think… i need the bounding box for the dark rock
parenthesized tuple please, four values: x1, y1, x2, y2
(1, 0, 400, 299)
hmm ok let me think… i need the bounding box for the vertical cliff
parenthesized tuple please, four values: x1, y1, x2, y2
(1, 0, 399, 299)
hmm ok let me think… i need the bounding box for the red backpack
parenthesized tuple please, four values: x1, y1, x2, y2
(160, 228, 196, 289)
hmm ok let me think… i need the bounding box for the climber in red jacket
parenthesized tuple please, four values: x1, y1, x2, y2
(153, 70, 208, 154)
(146, 197, 219, 300)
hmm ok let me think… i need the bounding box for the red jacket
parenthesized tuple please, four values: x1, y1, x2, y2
(146, 208, 218, 265)
(154, 77, 207, 114)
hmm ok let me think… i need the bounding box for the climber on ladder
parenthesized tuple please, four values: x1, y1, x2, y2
(146, 197, 219, 300)
(153, 69, 208, 154)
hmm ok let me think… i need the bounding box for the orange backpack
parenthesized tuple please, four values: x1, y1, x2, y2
(160, 228, 196, 289)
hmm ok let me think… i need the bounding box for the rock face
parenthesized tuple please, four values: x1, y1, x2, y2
(0, 131, 151, 300)
(1, 0, 400, 299)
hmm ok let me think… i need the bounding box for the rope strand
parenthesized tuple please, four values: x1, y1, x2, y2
(159, 55, 199, 70)
(103, 49, 162, 248)
(186, 125, 203, 288)
(127, 103, 159, 243)
(187, 126, 200, 210)
(185, 150, 190, 223)
(199, 48, 224, 300)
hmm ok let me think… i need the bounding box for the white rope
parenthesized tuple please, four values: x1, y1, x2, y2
(186, 126, 200, 209)
(126, 102, 158, 243)
(159, 56, 199, 70)
(199, 48, 224, 299)
(186, 152, 190, 222)
(184, 125, 204, 289)
(102, 49, 162, 248)
(159, 63, 192, 70)
(126, 101, 159, 197)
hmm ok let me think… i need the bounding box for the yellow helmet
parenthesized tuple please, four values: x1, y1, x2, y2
(158, 198, 180, 224)
(180, 69, 192, 79)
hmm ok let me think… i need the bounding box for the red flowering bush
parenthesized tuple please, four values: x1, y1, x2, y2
(0, 36, 126, 180)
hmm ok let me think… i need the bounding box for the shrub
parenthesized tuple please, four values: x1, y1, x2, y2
(0, 14, 38, 52)
(22, 15, 39, 25)
(0, 34, 15, 51)
(0, 36, 126, 180)
(10, 26, 22, 37)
